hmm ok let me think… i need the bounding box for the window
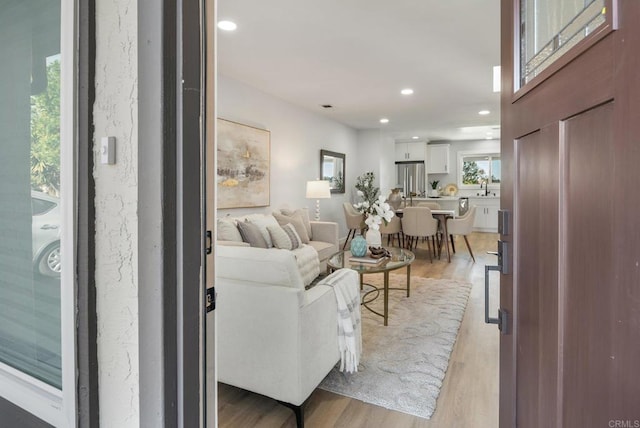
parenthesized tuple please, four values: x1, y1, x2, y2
(458, 153, 501, 188)
(0, 0, 75, 425)
(519, 0, 608, 87)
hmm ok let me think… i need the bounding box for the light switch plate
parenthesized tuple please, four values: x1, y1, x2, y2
(100, 136, 116, 165)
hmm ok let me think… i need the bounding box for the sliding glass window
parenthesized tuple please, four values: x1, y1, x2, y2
(0, 0, 75, 425)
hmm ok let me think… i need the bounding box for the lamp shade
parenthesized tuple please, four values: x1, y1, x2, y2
(306, 180, 331, 199)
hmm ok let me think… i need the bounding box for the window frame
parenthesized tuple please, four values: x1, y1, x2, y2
(0, 0, 77, 425)
(457, 150, 501, 190)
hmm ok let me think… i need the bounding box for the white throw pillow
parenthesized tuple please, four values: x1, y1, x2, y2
(248, 214, 280, 248)
(217, 218, 242, 242)
(267, 225, 293, 250)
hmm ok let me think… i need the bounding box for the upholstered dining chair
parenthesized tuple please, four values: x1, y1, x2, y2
(446, 205, 477, 262)
(417, 201, 441, 210)
(342, 202, 366, 250)
(401, 207, 439, 262)
(379, 216, 403, 247)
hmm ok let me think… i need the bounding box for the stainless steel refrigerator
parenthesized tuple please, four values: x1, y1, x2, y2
(396, 161, 425, 197)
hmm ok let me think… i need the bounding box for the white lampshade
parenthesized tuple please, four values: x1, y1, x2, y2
(306, 180, 331, 220)
(306, 180, 331, 199)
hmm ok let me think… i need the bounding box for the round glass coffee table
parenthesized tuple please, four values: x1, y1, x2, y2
(327, 247, 415, 326)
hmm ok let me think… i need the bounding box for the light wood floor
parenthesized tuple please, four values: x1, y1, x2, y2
(218, 232, 500, 428)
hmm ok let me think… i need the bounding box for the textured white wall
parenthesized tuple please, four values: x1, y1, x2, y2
(94, 0, 140, 426)
(218, 75, 359, 238)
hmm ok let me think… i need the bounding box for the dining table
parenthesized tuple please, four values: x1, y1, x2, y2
(394, 208, 456, 262)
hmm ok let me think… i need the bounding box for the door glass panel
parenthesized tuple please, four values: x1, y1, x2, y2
(0, 0, 62, 388)
(520, 0, 606, 85)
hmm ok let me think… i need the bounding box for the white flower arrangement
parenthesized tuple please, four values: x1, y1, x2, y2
(353, 171, 395, 230)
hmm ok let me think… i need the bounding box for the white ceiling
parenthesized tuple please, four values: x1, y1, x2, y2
(217, 0, 501, 142)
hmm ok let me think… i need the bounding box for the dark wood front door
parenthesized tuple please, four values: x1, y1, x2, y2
(500, 1, 640, 426)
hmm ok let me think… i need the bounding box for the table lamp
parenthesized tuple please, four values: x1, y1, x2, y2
(306, 180, 331, 220)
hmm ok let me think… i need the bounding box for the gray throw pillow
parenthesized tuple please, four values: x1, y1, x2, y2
(280, 208, 312, 240)
(273, 212, 310, 243)
(236, 220, 268, 248)
(281, 223, 302, 249)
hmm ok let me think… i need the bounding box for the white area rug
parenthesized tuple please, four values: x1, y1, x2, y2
(318, 275, 472, 419)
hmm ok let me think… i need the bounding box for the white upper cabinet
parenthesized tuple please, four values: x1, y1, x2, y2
(427, 144, 450, 173)
(395, 142, 426, 161)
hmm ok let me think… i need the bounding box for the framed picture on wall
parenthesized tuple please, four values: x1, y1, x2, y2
(217, 118, 270, 209)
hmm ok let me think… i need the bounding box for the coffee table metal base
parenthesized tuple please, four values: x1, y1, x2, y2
(359, 265, 411, 326)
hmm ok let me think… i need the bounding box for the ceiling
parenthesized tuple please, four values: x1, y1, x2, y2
(217, 0, 501, 142)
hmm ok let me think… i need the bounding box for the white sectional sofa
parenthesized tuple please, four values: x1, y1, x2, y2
(216, 208, 339, 274)
(216, 247, 358, 426)
(215, 209, 351, 427)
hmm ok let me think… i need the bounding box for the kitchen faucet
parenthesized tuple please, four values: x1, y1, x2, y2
(480, 180, 489, 196)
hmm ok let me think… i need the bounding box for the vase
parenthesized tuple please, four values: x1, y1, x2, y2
(350, 235, 367, 257)
(387, 188, 402, 210)
(429, 189, 439, 197)
(366, 228, 382, 249)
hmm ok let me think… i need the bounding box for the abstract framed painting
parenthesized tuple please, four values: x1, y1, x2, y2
(217, 118, 271, 209)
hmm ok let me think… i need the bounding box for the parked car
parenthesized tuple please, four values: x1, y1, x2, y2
(32, 191, 61, 277)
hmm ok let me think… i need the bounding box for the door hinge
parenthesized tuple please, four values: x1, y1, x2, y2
(206, 287, 215, 313)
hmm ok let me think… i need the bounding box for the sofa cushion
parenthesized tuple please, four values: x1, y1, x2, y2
(280, 208, 312, 240)
(237, 221, 268, 248)
(273, 212, 310, 243)
(268, 224, 293, 250)
(292, 245, 320, 286)
(307, 240, 336, 263)
(217, 218, 242, 242)
(281, 223, 302, 249)
(248, 214, 280, 248)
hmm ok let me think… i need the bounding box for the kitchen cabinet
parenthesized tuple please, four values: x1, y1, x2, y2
(470, 197, 499, 232)
(395, 142, 426, 161)
(427, 144, 450, 173)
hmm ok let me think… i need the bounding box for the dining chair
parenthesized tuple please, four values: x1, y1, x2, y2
(401, 207, 439, 262)
(417, 201, 441, 210)
(342, 202, 366, 250)
(417, 202, 443, 243)
(446, 205, 477, 262)
(379, 216, 403, 247)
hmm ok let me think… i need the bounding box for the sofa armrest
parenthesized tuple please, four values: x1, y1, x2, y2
(310, 221, 339, 247)
(217, 279, 339, 405)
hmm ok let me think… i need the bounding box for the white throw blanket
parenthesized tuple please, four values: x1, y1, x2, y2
(318, 269, 362, 373)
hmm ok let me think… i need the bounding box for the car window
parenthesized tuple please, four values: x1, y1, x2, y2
(32, 197, 56, 215)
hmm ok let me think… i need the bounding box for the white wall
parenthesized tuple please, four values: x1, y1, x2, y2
(93, 0, 140, 426)
(218, 75, 359, 237)
(354, 129, 396, 201)
(427, 139, 501, 196)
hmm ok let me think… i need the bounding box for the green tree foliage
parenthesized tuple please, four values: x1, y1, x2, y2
(31, 60, 60, 196)
(462, 161, 481, 184)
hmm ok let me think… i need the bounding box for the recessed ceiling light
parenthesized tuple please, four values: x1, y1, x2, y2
(478, 110, 490, 115)
(379, 118, 389, 124)
(401, 88, 414, 95)
(412, 136, 419, 139)
(217, 20, 237, 31)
